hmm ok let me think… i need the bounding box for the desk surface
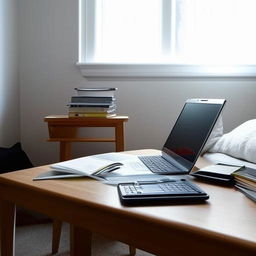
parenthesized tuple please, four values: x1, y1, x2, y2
(0, 149, 255, 256)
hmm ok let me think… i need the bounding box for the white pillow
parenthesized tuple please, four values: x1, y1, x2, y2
(202, 115, 223, 154)
(209, 119, 256, 163)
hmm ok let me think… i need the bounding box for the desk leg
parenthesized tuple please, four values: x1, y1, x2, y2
(0, 200, 16, 256)
(60, 141, 72, 161)
(52, 219, 62, 254)
(53, 142, 72, 254)
(129, 246, 136, 256)
(53, 142, 71, 254)
(70, 224, 92, 256)
(115, 123, 125, 152)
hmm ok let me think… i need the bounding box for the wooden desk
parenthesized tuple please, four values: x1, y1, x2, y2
(0, 150, 256, 256)
(44, 115, 129, 161)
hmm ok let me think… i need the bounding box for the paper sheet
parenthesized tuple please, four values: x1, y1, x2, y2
(200, 164, 243, 175)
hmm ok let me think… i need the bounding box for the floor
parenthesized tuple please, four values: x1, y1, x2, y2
(15, 222, 155, 256)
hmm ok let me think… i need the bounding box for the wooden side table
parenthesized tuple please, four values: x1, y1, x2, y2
(44, 115, 129, 161)
(44, 114, 130, 254)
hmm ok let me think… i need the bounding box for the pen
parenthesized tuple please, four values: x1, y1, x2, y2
(93, 166, 121, 176)
(135, 178, 176, 185)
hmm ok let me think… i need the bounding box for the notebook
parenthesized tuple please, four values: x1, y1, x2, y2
(138, 99, 226, 175)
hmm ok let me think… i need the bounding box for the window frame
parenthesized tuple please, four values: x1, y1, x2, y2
(77, 0, 256, 78)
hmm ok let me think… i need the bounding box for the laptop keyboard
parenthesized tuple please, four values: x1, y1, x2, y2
(138, 155, 186, 174)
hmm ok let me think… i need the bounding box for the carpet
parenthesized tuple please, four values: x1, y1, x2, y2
(15, 222, 155, 256)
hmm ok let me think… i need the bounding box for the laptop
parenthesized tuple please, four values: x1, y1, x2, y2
(117, 99, 226, 205)
(138, 99, 226, 175)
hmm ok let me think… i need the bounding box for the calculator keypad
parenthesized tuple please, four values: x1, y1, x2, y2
(121, 181, 200, 196)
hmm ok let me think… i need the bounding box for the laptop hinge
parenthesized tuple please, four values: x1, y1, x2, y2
(161, 150, 191, 173)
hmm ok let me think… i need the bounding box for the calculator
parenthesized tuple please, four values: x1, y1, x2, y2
(117, 179, 209, 205)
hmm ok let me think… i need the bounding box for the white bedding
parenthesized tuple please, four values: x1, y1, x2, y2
(209, 119, 256, 164)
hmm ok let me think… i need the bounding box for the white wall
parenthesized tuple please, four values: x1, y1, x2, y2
(19, 0, 256, 166)
(0, 0, 19, 146)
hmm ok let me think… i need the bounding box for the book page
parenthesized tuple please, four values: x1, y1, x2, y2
(51, 155, 120, 175)
(50, 152, 151, 176)
(200, 164, 243, 175)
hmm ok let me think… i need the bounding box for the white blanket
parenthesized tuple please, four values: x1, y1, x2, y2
(209, 119, 256, 163)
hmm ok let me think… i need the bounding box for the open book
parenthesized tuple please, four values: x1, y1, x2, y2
(33, 153, 166, 184)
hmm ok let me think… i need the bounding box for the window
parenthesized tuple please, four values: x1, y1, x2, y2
(78, 0, 256, 77)
(176, 0, 256, 65)
(80, 0, 165, 63)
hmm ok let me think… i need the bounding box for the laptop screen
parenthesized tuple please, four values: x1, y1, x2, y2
(162, 99, 226, 172)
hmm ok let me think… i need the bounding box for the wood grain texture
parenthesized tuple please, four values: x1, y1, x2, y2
(0, 150, 255, 256)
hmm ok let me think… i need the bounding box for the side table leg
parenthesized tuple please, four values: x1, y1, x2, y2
(0, 200, 16, 256)
(60, 141, 72, 161)
(115, 123, 125, 152)
(70, 224, 92, 256)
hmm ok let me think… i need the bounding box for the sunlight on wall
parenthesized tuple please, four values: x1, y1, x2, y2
(0, 0, 19, 146)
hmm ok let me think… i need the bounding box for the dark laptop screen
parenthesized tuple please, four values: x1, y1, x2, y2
(163, 99, 225, 171)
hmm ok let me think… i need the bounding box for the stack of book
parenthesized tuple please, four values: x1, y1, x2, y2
(193, 163, 256, 202)
(233, 167, 256, 202)
(68, 87, 117, 118)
